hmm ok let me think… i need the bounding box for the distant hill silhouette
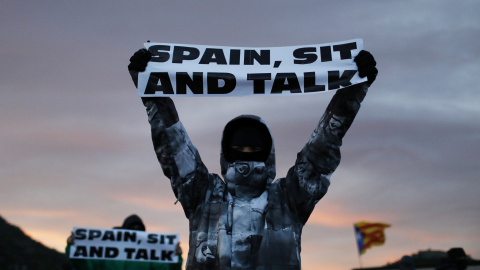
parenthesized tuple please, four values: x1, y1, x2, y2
(352, 248, 480, 270)
(2, 214, 480, 270)
(0, 215, 70, 270)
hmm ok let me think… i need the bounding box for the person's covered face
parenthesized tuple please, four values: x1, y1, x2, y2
(222, 118, 272, 162)
(127, 222, 146, 231)
(231, 145, 263, 153)
(221, 116, 274, 198)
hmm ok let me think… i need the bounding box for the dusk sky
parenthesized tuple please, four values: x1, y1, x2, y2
(1, 1, 479, 269)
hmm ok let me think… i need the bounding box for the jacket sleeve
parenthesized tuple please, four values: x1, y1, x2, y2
(142, 97, 210, 218)
(133, 61, 211, 218)
(285, 83, 369, 224)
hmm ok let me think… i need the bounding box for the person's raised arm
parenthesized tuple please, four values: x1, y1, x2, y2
(128, 49, 210, 218)
(285, 50, 378, 224)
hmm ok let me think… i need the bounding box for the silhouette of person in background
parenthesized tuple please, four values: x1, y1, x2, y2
(66, 214, 183, 270)
(113, 214, 146, 231)
(436, 247, 469, 270)
(399, 255, 416, 270)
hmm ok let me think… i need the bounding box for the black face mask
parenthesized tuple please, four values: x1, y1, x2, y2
(222, 119, 272, 162)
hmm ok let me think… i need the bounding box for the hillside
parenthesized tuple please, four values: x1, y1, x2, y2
(2, 214, 479, 270)
(352, 248, 480, 270)
(0, 215, 70, 270)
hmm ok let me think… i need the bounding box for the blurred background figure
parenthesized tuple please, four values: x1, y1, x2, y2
(399, 255, 416, 270)
(117, 214, 146, 231)
(436, 247, 469, 270)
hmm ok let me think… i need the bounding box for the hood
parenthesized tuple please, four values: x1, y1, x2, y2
(220, 115, 276, 192)
(121, 214, 146, 231)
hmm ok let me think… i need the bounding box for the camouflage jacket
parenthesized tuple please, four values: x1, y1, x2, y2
(141, 83, 368, 270)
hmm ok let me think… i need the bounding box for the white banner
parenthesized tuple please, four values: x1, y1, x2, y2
(137, 39, 367, 97)
(68, 227, 179, 263)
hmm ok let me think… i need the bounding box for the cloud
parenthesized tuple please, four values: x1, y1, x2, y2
(1, 1, 480, 269)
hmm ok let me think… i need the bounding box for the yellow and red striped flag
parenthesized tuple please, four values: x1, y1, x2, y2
(354, 221, 391, 255)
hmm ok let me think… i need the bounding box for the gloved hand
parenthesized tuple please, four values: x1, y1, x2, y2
(128, 48, 176, 117)
(128, 48, 152, 72)
(354, 50, 378, 86)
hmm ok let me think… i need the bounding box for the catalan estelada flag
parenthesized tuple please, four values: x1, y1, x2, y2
(354, 221, 391, 255)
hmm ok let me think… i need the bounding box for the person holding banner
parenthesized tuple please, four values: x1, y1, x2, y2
(66, 214, 183, 270)
(128, 44, 377, 270)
